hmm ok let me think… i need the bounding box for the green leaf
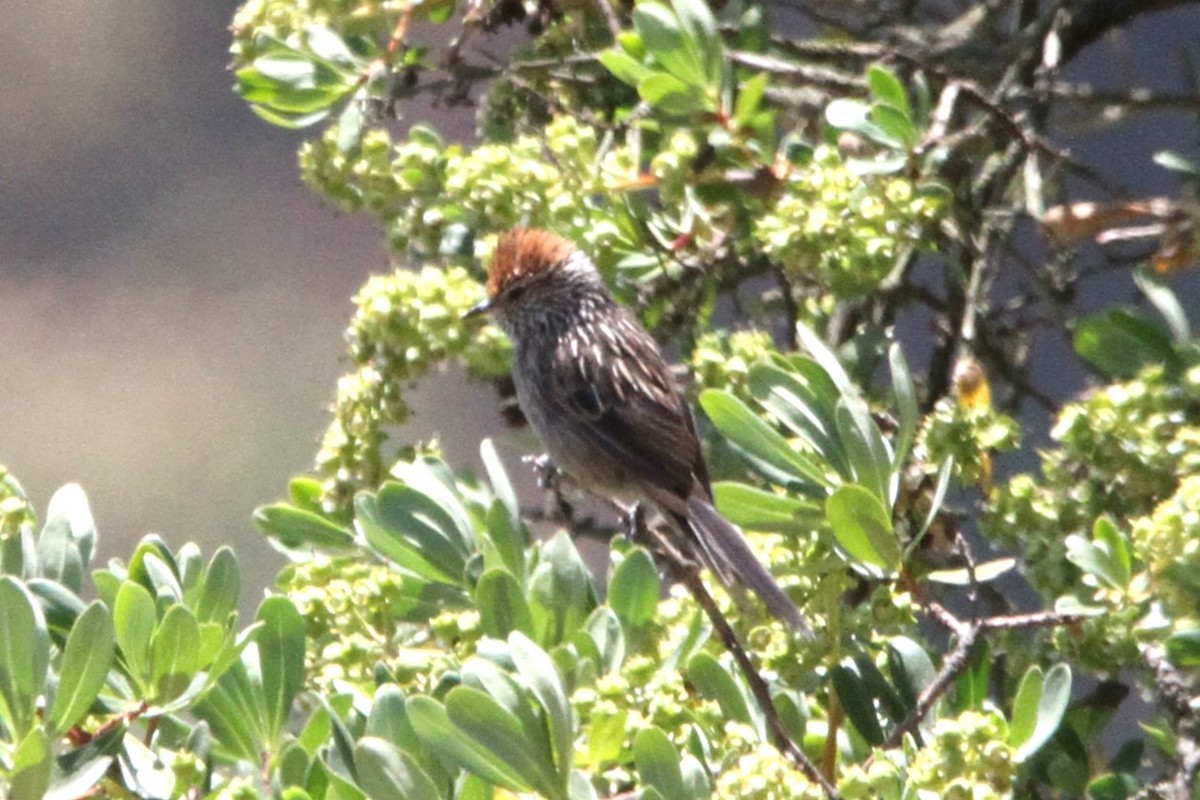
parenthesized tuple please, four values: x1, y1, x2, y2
(461, 656, 540, 744)
(0, 576, 49, 738)
(1017, 662, 1075, 762)
(484, 499, 528, 579)
(151, 604, 202, 703)
(305, 24, 359, 68)
(529, 531, 596, 645)
(747, 361, 845, 480)
(926, 558, 1017, 586)
(686, 653, 753, 727)
(582, 607, 625, 673)
(795, 325, 891, 485)
(254, 503, 355, 555)
(476, 569, 534, 639)
(1165, 630, 1200, 667)
(867, 64, 911, 118)
(638, 73, 710, 116)
(356, 483, 469, 585)
(44, 750, 114, 800)
(26, 577, 87, 639)
(598, 49, 656, 88)
(633, 2, 706, 88)
(49, 601, 115, 735)
(390, 459, 476, 552)
(587, 709, 629, 766)
(832, 660, 885, 745)
(1088, 772, 1139, 800)
(510, 631, 574, 787)
(246, 103, 330, 129)
(1065, 533, 1126, 591)
(355, 737, 442, 800)
(608, 548, 660, 630)
(887, 636, 936, 712)
(336, 95, 366, 154)
(38, 483, 94, 592)
(870, 104, 916, 149)
(250, 54, 318, 85)
(119, 731, 176, 798)
(825, 98, 899, 148)
(196, 546, 240, 625)
(955, 639, 991, 711)
(699, 389, 827, 494)
(633, 727, 687, 800)
(480, 438, 519, 525)
(438, 686, 557, 796)
(1074, 309, 1177, 378)
(193, 660, 266, 762)
(834, 399, 892, 504)
(1093, 516, 1132, 585)
(888, 343, 918, 468)
(671, 0, 720, 81)
(366, 685, 424, 755)
(826, 484, 900, 574)
(852, 653, 908, 724)
(10, 727, 52, 800)
(1013, 663, 1071, 762)
(288, 476, 326, 513)
(1153, 149, 1200, 176)
(1135, 268, 1191, 342)
(734, 72, 769, 125)
(257, 596, 307, 743)
(113, 580, 156, 688)
(278, 740, 311, 788)
(712, 482, 822, 534)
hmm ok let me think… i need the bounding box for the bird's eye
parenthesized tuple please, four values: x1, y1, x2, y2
(506, 284, 528, 302)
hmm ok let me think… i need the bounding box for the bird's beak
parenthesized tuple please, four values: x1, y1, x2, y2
(464, 297, 493, 319)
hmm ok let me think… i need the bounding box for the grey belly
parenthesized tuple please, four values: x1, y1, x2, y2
(512, 370, 639, 502)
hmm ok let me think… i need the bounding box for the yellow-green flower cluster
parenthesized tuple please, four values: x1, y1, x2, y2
(279, 553, 479, 695)
(916, 396, 1019, 488)
(315, 265, 510, 506)
(712, 739, 820, 799)
(690, 329, 775, 400)
(1131, 474, 1200, 621)
(905, 710, 1014, 799)
(0, 464, 33, 537)
(230, 0, 396, 65)
(299, 115, 637, 266)
(843, 714, 1014, 800)
(986, 364, 1200, 667)
(754, 146, 943, 296)
(987, 364, 1200, 599)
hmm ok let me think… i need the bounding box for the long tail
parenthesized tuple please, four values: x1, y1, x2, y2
(683, 495, 814, 638)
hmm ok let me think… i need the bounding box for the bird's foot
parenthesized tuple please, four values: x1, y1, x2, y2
(524, 453, 574, 522)
(622, 502, 650, 546)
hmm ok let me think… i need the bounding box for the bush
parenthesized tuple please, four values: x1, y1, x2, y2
(3, 0, 1199, 797)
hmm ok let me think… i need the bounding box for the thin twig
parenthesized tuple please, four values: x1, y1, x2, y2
(629, 513, 840, 799)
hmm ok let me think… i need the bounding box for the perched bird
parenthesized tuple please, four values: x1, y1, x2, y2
(466, 229, 811, 635)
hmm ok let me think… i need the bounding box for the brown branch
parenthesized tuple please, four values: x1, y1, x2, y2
(631, 513, 841, 799)
(1134, 644, 1200, 799)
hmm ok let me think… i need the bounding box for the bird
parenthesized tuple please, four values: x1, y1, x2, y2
(465, 228, 811, 635)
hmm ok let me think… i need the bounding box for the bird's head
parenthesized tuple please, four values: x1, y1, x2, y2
(465, 229, 603, 333)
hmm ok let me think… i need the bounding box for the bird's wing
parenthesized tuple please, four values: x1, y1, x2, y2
(548, 309, 707, 502)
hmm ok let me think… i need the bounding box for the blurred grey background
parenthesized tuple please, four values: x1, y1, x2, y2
(0, 0, 486, 591)
(1, 1, 1197, 599)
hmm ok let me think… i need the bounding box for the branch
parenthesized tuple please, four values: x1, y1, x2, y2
(1134, 644, 1200, 799)
(632, 512, 841, 799)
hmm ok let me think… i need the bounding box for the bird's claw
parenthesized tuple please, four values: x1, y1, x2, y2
(523, 453, 560, 490)
(622, 502, 649, 545)
(524, 453, 574, 522)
